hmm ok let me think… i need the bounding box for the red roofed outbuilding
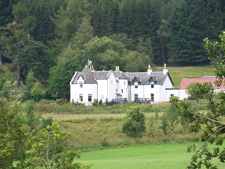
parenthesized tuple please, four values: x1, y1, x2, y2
(178, 77, 225, 100)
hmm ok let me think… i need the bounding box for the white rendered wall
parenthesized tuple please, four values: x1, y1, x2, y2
(130, 85, 143, 101)
(130, 84, 161, 102)
(97, 80, 108, 102)
(160, 75, 174, 102)
(179, 89, 189, 100)
(107, 72, 118, 101)
(144, 85, 161, 102)
(118, 79, 129, 99)
(70, 83, 97, 106)
(164, 89, 179, 102)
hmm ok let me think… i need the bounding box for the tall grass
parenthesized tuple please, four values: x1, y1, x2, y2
(59, 116, 202, 151)
(33, 101, 170, 114)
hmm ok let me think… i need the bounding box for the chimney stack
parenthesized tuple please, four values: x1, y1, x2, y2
(147, 65, 152, 74)
(163, 63, 168, 75)
(115, 66, 120, 71)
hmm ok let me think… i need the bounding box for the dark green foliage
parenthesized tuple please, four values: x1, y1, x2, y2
(186, 82, 213, 100)
(39, 117, 53, 130)
(0, 99, 89, 169)
(0, 100, 27, 168)
(0, 84, 10, 99)
(25, 122, 91, 168)
(91, 0, 119, 36)
(168, 0, 222, 66)
(122, 106, 146, 137)
(30, 81, 43, 102)
(25, 100, 39, 130)
(48, 58, 78, 99)
(165, 104, 179, 136)
(16, 40, 51, 82)
(0, 0, 17, 26)
(33, 3, 55, 44)
(22, 71, 35, 101)
(93, 99, 98, 106)
(160, 113, 168, 136)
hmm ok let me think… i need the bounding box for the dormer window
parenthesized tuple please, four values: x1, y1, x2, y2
(134, 81, 138, 88)
(150, 82, 154, 88)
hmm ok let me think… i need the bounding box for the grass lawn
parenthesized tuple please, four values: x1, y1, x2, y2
(77, 142, 224, 169)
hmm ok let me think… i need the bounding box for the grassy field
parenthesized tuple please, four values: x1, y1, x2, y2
(155, 66, 214, 87)
(77, 142, 224, 169)
(34, 101, 211, 150)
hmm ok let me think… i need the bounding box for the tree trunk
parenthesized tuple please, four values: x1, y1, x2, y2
(16, 66, 21, 88)
(0, 56, 2, 65)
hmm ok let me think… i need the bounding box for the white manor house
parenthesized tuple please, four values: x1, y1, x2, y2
(70, 64, 183, 105)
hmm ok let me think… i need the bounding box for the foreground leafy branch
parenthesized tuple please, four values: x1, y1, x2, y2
(26, 122, 91, 169)
(170, 31, 225, 169)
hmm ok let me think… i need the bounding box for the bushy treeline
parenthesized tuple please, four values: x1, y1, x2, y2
(0, 99, 91, 168)
(0, 0, 225, 99)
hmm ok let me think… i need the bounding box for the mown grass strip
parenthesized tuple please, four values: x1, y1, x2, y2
(77, 142, 224, 169)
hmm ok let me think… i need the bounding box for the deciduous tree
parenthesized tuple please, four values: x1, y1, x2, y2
(170, 31, 225, 168)
(122, 106, 146, 138)
(26, 122, 91, 169)
(0, 99, 28, 168)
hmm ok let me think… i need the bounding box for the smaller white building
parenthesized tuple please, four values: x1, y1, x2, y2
(70, 64, 176, 105)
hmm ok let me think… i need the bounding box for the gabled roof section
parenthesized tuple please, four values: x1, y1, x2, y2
(78, 75, 84, 81)
(71, 66, 97, 84)
(132, 76, 141, 83)
(82, 66, 97, 84)
(168, 73, 174, 86)
(179, 78, 224, 89)
(149, 76, 157, 83)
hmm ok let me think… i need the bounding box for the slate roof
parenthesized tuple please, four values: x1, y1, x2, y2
(92, 71, 111, 80)
(72, 66, 171, 85)
(72, 66, 97, 84)
(179, 78, 224, 89)
(124, 72, 167, 85)
(113, 71, 129, 80)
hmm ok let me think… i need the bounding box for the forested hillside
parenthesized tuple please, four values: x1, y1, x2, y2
(0, 0, 224, 98)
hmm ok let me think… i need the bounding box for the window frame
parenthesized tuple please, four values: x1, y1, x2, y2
(88, 94, 92, 102)
(79, 94, 83, 102)
(151, 94, 154, 101)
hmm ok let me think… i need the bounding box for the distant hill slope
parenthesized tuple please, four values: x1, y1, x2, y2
(155, 66, 215, 88)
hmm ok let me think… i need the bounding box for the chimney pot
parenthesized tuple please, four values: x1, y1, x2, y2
(164, 63, 167, 69)
(163, 63, 168, 75)
(147, 65, 152, 74)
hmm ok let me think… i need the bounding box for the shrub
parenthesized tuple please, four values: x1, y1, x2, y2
(39, 117, 53, 130)
(0, 85, 9, 99)
(122, 106, 146, 138)
(93, 99, 98, 106)
(30, 82, 43, 102)
(22, 71, 35, 101)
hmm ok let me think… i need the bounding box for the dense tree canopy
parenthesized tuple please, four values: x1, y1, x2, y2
(1, 0, 225, 98)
